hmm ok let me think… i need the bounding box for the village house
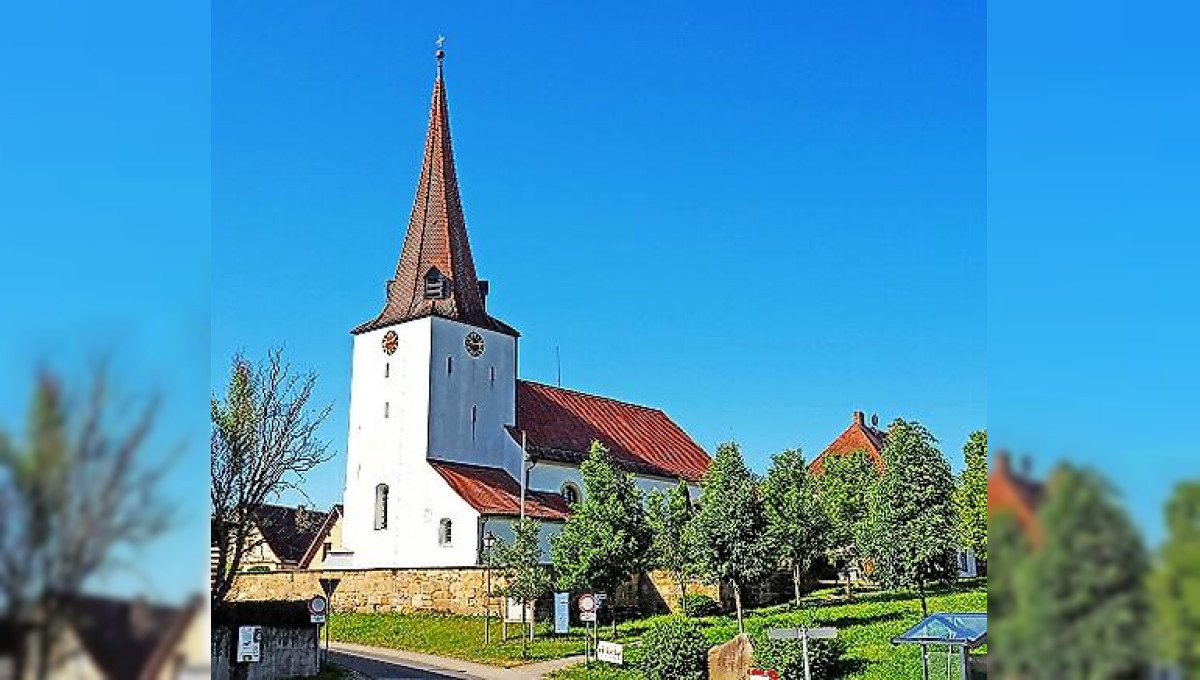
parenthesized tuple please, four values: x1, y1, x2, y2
(988, 451, 1044, 544)
(810, 410, 983, 578)
(0, 594, 208, 680)
(235, 504, 344, 573)
(332, 49, 711, 570)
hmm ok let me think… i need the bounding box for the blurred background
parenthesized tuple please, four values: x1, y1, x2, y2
(0, 1, 210, 677)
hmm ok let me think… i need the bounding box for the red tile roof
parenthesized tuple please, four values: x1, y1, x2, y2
(353, 54, 515, 337)
(988, 452, 1044, 544)
(511, 380, 711, 482)
(430, 459, 570, 520)
(810, 411, 888, 475)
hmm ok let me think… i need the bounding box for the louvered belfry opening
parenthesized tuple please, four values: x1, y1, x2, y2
(352, 50, 516, 337)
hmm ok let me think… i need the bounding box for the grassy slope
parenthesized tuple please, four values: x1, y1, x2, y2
(332, 580, 986, 677)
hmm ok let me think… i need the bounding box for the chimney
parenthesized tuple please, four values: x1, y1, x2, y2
(852, 411, 865, 426)
(1020, 455, 1033, 477)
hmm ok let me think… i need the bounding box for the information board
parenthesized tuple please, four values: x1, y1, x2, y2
(553, 592, 570, 634)
(237, 626, 262, 663)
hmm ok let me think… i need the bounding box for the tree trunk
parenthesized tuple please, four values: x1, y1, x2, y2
(792, 562, 802, 608)
(732, 581, 745, 634)
(918, 576, 928, 617)
(678, 577, 689, 617)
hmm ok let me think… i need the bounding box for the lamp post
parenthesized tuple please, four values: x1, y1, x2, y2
(483, 531, 497, 645)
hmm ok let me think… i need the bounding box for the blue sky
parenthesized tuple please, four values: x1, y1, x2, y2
(211, 0, 985, 515)
(0, 1, 210, 602)
(989, 0, 1200, 546)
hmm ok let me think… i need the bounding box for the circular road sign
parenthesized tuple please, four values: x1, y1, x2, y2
(308, 594, 329, 616)
(578, 593, 596, 613)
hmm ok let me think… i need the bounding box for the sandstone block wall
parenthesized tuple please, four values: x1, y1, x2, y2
(230, 567, 726, 617)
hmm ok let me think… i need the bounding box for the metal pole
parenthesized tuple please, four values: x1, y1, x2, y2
(960, 647, 969, 680)
(921, 644, 930, 680)
(520, 431, 527, 521)
(485, 561, 491, 645)
(802, 628, 811, 680)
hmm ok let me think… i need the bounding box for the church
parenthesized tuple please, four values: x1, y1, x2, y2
(335, 50, 711, 569)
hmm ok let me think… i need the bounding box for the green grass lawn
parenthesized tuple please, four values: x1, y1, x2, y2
(331, 579, 986, 677)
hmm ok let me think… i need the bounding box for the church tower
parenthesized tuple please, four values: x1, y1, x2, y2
(340, 47, 521, 568)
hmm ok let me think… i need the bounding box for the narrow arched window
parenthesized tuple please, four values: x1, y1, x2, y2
(561, 482, 580, 506)
(374, 484, 389, 530)
(471, 405, 478, 442)
(447, 356, 453, 375)
(439, 518, 453, 546)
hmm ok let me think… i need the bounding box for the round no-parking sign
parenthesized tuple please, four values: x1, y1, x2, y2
(578, 593, 596, 613)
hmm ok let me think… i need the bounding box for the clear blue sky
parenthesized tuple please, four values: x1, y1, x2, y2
(990, 0, 1200, 546)
(0, 1, 210, 602)
(211, 0, 986, 515)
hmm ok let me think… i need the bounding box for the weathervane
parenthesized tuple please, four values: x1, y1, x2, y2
(436, 35, 446, 57)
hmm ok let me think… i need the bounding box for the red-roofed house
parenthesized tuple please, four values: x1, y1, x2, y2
(809, 410, 888, 475)
(333, 51, 710, 569)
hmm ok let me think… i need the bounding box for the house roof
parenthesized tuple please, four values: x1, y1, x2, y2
(65, 593, 186, 680)
(988, 452, 1044, 543)
(298, 504, 343, 568)
(352, 50, 515, 337)
(511, 380, 711, 482)
(809, 411, 888, 475)
(250, 503, 334, 565)
(429, 459, 571, 520)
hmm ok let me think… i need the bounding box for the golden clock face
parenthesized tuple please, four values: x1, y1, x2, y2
(464, 331, 485, 358)
(382, 330, 399, 355)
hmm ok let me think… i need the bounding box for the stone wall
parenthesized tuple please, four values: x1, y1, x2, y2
(231, 567, 725, 617)
(212, 626, 318, 680)
(231, 567, 504, 616)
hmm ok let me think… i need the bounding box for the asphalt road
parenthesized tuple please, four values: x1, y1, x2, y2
(328, 649, 481, 680)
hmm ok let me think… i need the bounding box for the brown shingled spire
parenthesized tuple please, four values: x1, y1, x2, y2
(353, 47, 515, 336)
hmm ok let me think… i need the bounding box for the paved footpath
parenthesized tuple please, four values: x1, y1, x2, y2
(329, 641, 585, 680)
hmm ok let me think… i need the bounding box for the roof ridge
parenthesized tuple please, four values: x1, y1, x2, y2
(518, 379, 665, 413)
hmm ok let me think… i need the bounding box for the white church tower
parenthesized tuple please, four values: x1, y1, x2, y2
(339, 48, 525, 568)
(335, 48, 710, 570)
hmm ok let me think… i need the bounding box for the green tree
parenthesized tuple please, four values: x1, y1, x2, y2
(550, 440, 649, 634)
(1151, 480, 1200, 676)
(646, 480, 699, 615)
(0, 367, 172, 680)
(859, 419, 957, 617)
(489, 517, 551, 659)
(762, 448, 829, 608)
(954, 429, 988, 561)
(987, 509, 1032, 679)
(814, 448, 879, 598)
(689, 441, 769, 633)
(1015, 463, 1149, 678)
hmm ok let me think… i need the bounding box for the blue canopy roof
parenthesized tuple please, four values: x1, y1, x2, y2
(891, 612, 987, 649)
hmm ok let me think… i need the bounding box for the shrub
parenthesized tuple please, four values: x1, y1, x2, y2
(681, 594, 722, 617)
(639, 617, 710, 680)
(753, 635, 848, 680)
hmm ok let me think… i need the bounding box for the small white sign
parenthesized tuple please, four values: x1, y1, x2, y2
(505, 598, 533, 623)
(310, 614, 326, 624)
(597, 641, 624, 665)
(237, 626, 262, 663)
(580, 611, 597, 622)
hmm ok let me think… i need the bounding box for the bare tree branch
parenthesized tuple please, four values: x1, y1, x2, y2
(210, 347, 334, 610)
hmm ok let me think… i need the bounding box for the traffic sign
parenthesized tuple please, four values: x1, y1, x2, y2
(578, 593, 596, 613)
(308, 595, 328, 616)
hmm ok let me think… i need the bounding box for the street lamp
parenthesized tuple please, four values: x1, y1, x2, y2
(483, 531, 497, 645)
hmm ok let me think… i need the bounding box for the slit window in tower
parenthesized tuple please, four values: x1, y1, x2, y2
(375, 484, 389, 530)
(471, 405, 477, 441)
(447, 356, 453, 375)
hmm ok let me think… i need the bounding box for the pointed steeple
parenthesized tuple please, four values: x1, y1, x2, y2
(354, 47, 515, 336)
